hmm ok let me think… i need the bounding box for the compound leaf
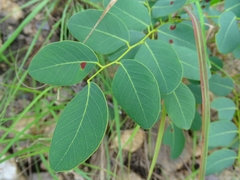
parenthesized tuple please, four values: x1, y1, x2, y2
(209, 121, 238, 147)
(29, 41, 98, 86)
(152, 0, 187, 17)
(112, 60, 161, 129)
(163, 83, 195, 130)
(216, 11, 240, 54)
(49, 83, 108, 172)
(103, 0, 150, 31)
(135, 40, 182, 94)
(68, 9, 129, 54)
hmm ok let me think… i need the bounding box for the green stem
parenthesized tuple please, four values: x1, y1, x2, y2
(184, 5, 210, 180)
(147, 106, 166, 180)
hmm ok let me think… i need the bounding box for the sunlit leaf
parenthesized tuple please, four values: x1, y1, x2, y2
(152, 0, 187, 17)
(206, 149, 237, 175)
(209, 74, 234, 96)
(103, 0, 150, 31)
(49, 83, 108, 172)
(209, 121, 238, 147)
(211, 97, 236, 121)
(163, 83, 195, 130)
(135, 40, 182, 94)
(28, 41, 98, 86)
(112, 60, 161, 129)
(68, 9, 129, 54)
(216, 11, 240, 54)
(163, 124, 185, 159)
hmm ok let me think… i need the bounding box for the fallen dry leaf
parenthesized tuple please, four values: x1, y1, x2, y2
(110, 129, 145, 153)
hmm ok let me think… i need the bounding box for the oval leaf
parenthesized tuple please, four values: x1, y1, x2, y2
(68, 9, 129, 54)
(163, 124, 185, 159)
(49, 83, 108, 172)
(209, 121, 238, 147)
(103, 0, 150, 31)
(206, 149, 237, 175)
(216, 11, 240, 54)
(29, 41, 98, 86)
(112, 60, 161, 129)
(152, 0, 187, 17)
(163, 83, 195, 130)
(209, 74, 234, 96)
(211, 97, 236, 121)
(158, 22, 196, 50)
(135, 40, 182, 94)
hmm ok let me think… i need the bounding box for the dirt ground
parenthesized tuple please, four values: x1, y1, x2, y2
(0, 0, 240, 180)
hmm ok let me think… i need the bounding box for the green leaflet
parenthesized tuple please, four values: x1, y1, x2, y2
(112, 60, 161, 129)
(187, 83, 202, 104)
(209, 74, 234, 96)
(211, 97, 236, 121)
(216, 11, 240, 54)
(152, 0, 187, 17)
(28, 41, 98, 86)
(173, 46, 211, 80)
(206, 149, 237, 175)
(190, 111, 202, 131)
(209, 121, 238, 147)
(103, 0, 151, 31)
(158, 22, 196, 50)
(210, 56, 223, 72)
(224, 0, 240, 17)
(68, 9, 129, 54)
(135, 40, 182, 94)
(49, 83, 108, 172)
(163, 124, 185, 159)
(232, 43, 240, 58)
(163, 83, 195, 130)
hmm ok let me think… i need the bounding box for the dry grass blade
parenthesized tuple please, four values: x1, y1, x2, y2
(83, 0, 117, 43)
